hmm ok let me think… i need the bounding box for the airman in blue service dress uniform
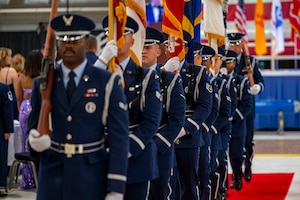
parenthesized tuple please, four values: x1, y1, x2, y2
(206, 46, 231, 200)
(227, 32, 264, 183)
(141, 27, 186, 200)
(96, 16, 162, 200)
(27, 14, 129, 200)
(196, 44, 219, 200)
(0, 83, 13, 197)
(225, 50, 252, 192)
(216, 46, 238, 199)
(174, 31, 213, 200)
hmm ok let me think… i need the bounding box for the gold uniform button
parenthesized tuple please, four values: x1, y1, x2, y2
(66, 134, 72, 140)
(67, 115, 72, 122)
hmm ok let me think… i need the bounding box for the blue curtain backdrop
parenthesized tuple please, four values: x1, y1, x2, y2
(255, 70, 300, 130)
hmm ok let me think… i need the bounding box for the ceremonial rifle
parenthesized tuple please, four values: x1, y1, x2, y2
(37, 0, 58, 135)
(241, 42, 255, 87)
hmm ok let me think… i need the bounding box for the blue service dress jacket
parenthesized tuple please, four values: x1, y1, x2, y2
(231, 73, 252, 136)
(0, 83, 13, 187)
(210, 75, 231, 150)
(212, 75, 231, 132)
(153, 65, 186, 169)
(235, 55, 264, 119)
(123, 59, 162, 183)
(177, 61, 213, 148)
(28, 61, 129, 200)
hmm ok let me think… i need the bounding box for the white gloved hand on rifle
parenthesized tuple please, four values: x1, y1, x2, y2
(98, 40, 118, 66)
(29, 129, 51, 152)
(161, 56, 179, 72)
(104, 192, 123, 200)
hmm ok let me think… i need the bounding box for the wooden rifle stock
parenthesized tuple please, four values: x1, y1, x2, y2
(241, 42, 255, 87)
(37, 0, 58, 135)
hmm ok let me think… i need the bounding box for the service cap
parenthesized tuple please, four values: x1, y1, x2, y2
(144, 27, 165, 46)
(227, 32, 245, 46)
(102, 16, 139, 35)
(51, 14, 95, 42)
(201, 45, 216, 61)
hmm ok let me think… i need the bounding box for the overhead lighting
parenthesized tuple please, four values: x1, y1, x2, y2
(0, 6, 108, 13)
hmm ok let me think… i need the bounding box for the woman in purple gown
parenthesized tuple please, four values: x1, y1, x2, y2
(16, 50, 42, 189)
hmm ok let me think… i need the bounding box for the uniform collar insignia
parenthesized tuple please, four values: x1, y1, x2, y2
(63, 15, 74, 26)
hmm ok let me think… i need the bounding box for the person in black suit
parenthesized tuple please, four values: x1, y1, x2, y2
(146, 0, 164, 26)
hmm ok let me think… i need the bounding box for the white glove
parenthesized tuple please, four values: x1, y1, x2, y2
(29, 129, 51, 152)
(220, 67, 228, 75)
(104, 192, 123, 200)
(99, 40, 117, 65)
(250, 84, 261, 95)
(162, 56, 179, 72)
(128, 152, 132, 158)
(174, 127, 186, 142)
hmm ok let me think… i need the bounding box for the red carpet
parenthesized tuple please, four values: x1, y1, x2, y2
(227, 173, 294, 200)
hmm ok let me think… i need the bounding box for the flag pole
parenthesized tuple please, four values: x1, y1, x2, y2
(108, 0, 115, 72)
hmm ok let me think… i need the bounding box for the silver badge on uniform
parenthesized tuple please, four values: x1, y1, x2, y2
(85, 102, 96, 113)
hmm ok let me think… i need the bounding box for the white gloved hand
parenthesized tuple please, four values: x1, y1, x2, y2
(174, 127, 186, 142)
(104, 192, 124, 200)
(29, 129, 51, 152)
(220, 67, 228, 75)
(162, 56, 179, 72)
(250, 84, 261, 95)
(99, 40, 117, 65)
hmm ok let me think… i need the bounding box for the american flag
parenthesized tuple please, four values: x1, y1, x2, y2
(234, 0, 248, 43)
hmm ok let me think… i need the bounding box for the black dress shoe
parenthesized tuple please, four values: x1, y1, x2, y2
(234, 178, 242, 191)
(0, 191, 7, 197)
(244, 167, 252, 182)
(229, 181, 235, 189)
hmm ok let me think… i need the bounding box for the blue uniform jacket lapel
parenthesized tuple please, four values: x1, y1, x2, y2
(54, 63, 93, 112)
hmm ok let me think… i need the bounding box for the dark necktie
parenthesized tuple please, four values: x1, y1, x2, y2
(67, 71, 76, 102)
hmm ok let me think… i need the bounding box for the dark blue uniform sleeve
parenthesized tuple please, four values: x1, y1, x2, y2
(233, 76, 252, 123)
(27, 78, 42, 157)
(27, 78, 42, 133)
(202, 79, 219, 132)
(229, 77, 238, 117)
(1, 84, 14, 133)
(153, 73, 186, 155)
(106, 75, 129, 194)
(212, 79, 231, 132)
(185, 68, 213, 135)
(129, 70, 162, 157)
(251, 56, 264, 94)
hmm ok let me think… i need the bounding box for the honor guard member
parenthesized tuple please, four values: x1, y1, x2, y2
(198, 44, 219, 200)
(225, 50, 252, 191)
(96, 16, 162, 200)
(27, 14, 129, 200)
(0, 83, 13, 197)
(208, 46, 232, 200)
(142, 27, 186, 200)
(85, 34, 99, 64)
(173, 31, 213, 200)
(227, 32, 264, 183)
(216, 46, 238, 199)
